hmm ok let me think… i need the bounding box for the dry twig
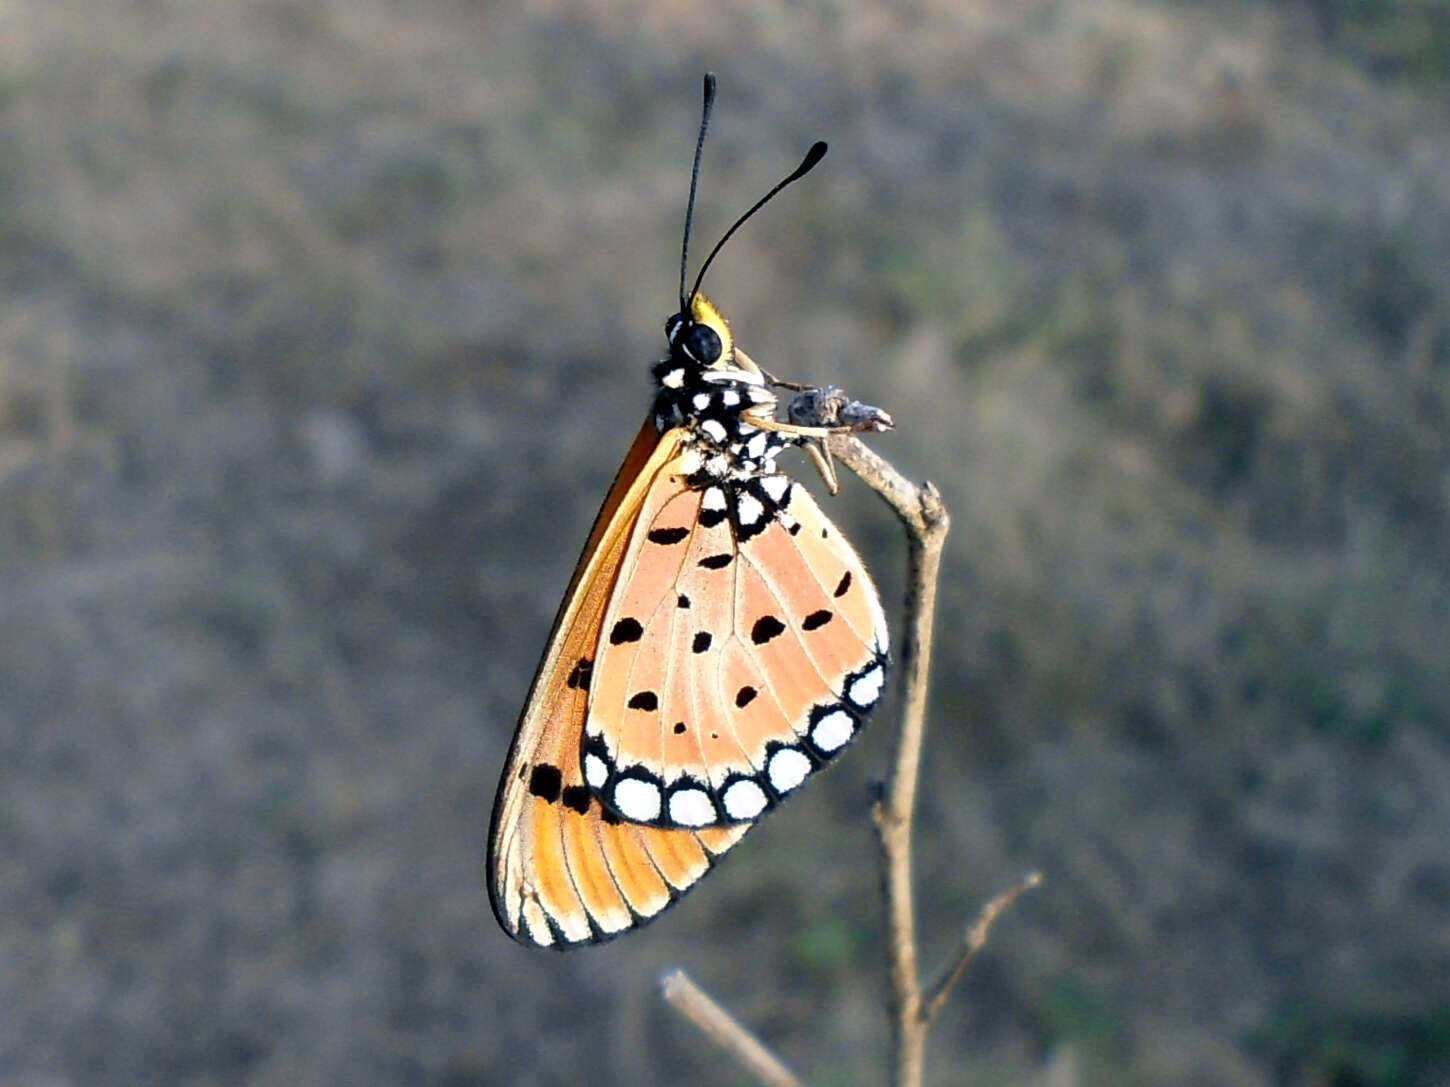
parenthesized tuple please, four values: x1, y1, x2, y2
(920, 870, 1043, 1026)
(661, 969, 805, 1087)
(830, 434, 1040, 1086)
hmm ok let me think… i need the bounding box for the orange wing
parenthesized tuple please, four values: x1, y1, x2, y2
(488, 422, 750, 948)
(583, 469, 888, 828)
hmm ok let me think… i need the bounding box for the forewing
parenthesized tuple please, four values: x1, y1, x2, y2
(488, 423, 750, 948)
(585, 470, 889, 828)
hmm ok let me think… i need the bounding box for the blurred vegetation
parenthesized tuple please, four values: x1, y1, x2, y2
(1304, 0, 1450, 87)
(2, 1, 1449, 1084)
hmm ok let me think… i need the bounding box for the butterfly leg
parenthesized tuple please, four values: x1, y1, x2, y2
(733, 348, 821, 392)
(736, 349, 896, 435)
(740, 391, 892, 494)
(731, 411, 843, 492)
(802, 439, 840, 495)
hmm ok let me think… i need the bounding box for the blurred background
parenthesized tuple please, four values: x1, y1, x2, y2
(4, 1, 1449, 1083)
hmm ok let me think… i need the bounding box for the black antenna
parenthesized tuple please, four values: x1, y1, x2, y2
(679, 73, 718, 313)
(686, 139, 828, 309)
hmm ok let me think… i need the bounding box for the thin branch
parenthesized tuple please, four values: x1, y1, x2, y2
(831, 435, 1043, 1084)
(828, 434, 949, 1087)
(824, 433, 941, 541)
(660, 969, 805, 1087)
(921, 871, 1043, 1025)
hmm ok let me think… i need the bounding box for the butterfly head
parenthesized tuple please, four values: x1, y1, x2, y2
(665, 294, 733, 370)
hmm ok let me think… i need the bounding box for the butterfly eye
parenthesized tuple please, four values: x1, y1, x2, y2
(680, 322, 722, 365)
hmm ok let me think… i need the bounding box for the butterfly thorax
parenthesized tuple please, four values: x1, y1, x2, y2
(650, 295, 798, 491)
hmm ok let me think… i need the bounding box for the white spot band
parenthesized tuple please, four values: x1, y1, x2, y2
(722, 779, 768, 820)
(584, 753, 608, 789)
(811, 708, 855, 753)
(668, 788, 716, 827)
(768, 748, 812, 793)
(613, 777, 662, 822)
(846, 664, 884, 708)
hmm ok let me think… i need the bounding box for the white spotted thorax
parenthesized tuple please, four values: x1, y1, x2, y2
(651, 295, 797, 540)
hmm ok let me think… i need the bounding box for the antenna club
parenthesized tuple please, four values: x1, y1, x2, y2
(800, 141, 828, 174)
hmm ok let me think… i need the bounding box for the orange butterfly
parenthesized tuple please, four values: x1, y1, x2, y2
(488, 75, 889, 948)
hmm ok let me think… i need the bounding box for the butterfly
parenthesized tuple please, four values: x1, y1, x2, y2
(488, 74, 889, 948)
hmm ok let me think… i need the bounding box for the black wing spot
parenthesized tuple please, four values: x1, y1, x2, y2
(834, 571, 852, 598)
(699, 553, 733, 569)
(700, 506, 728, 529)
(561, 785, 591, 814)
(735, 685, 758, 708)
(648, 526, 690, 545)
(673, 721, 687, 735)
(788, 523, 802, 537)
(627, 690, 659, 711)
(692, 631, 713, 653)
(610, 617, 644, 644)
(677, 594, 692, 609)
(751, 615, 786, 645)
(821, 527, 829, 539)
(566, 657, 593, 691)
(528, 764, 563, 803)
(802, 609, 834, 631)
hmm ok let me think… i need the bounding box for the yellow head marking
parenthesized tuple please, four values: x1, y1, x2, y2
(689, 294, 734, 366)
